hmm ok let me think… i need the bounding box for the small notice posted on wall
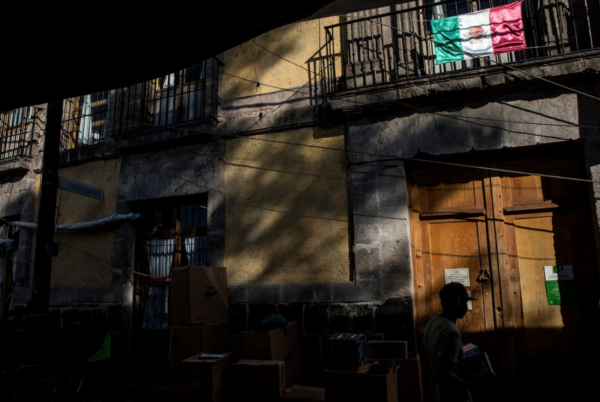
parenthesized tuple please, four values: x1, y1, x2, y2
(544, 265, 576, 305)
(444, 268, 471, 287)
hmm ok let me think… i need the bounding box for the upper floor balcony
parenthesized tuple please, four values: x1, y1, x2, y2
(60, 58, 222, 154)
(322, 0, 600, 95)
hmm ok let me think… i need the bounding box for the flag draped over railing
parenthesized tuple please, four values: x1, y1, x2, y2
(431, 1, 527, 64)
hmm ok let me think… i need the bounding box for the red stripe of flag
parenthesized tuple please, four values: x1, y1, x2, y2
(490, 1, 527, 54)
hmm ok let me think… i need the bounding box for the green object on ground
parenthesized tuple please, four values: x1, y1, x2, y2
(88, 335, 111, 362)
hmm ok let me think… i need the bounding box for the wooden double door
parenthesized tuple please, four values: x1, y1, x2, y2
(408, 151, 600, 399)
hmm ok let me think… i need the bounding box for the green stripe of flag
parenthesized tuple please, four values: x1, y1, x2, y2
(431, 16, 464, 64)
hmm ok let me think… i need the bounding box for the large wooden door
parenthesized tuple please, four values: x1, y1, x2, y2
(409, 151, 600, 399)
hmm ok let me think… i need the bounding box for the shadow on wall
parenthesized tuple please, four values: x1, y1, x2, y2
(224, 125, 352, 283)
(221, 18, 337, 101)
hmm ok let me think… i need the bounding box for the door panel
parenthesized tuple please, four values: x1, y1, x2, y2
(513, 213, 585, 359)
(427, 219, 488, 347)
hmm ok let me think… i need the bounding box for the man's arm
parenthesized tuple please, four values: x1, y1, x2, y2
(434, 330, 474, 387)
(434, 355, 474, 386)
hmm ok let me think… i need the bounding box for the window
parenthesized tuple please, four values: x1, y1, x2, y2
(0, 107, 34, 159)
(153, 61, 206, 126)
(0, 221, 19, 323)
(61, 91, 110, 149)
(135, 196, 208, 330)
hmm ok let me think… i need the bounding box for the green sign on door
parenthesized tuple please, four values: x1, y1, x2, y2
(544, 265, 576, 305)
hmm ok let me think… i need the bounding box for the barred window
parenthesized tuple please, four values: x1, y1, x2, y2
(0, 107, 34, 160)
(134, 196, 208, 330)
(62, 91, 110, 149)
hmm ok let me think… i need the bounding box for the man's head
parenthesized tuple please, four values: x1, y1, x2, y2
(439, 282, 477, 319)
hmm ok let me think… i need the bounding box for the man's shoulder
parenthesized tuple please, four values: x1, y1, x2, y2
(426, 315, 458, 332)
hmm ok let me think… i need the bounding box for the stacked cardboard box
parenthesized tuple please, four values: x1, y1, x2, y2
(240, 322, 302, 389)
(173, 352, 233, 402)
(365, 341, 424, 402)
(169, 266, 230, 401)
(231, 360, 286, 400)
(281, 385, 325, 402)
(325, 333, 367, 372)
(325, 363, 399, 402)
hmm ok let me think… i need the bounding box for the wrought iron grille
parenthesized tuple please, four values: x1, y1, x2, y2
(61, 59, 221, 150)
(0, 107, 35, 160)
(61, 91, 110, 149)
(322, 0, 600, 91)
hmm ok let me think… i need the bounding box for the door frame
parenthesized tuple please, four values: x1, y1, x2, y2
(406, 144, 600, 388)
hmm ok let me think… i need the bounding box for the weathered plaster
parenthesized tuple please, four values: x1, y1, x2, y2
(51, 159, 121, 287)
(224, 126, 350, 283)
(221, 17, 340, 100)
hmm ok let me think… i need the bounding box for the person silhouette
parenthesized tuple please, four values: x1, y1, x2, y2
(423, 282, 477, 402)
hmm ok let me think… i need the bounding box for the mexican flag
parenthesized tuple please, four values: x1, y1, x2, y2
(431, 1, 527, 65)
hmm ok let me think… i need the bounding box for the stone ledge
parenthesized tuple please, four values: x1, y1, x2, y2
(58, 141, 119, 167)
(0, 157, 32, 178)
(113, 118, 218, 151)
(330, 49, 600, 111)
(228, 278, 390, 304)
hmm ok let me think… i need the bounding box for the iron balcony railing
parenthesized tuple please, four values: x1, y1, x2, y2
(323, 0, 600, 91)
(61, 59, 221, 150)
(0, 107, 36, 160)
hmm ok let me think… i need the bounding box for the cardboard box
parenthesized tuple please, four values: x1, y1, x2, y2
(356, 364, 398, 402)
(172, 352, 233, 402)
(281, 385, 325, 402)
(231, 360, 285, 400)
(171, 266, 228, 325)
(365, 341, 423, 402)
(325, 364, 398, 402)
(228, 335, 242, 361)
(172, 376, 217, 402)
(181, 352, 233, 378)
(241, 322, 302, 388)
(395, 357, 423, 402)
(169, 321, 229, 372)
(325, 333, 367, 372)
(366, 341, 408, 361)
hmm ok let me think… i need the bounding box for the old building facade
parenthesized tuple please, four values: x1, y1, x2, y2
(1, 0, 599, 397)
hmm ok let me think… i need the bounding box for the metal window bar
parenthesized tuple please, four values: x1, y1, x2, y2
(61, 91, 110, 150)
(139, 201, 207, 330)
(61, 59, 221, 150)
(323, 0, 599, 91)
(0, 107, 35, 160)
(113, 59, 220, 136)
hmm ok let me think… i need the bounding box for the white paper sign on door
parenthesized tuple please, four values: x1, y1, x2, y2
(444, 268, 471, 287)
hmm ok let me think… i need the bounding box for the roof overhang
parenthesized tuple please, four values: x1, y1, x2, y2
(0, 0, 408, 111)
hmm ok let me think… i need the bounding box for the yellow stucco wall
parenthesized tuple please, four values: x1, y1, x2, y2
(225, 126, 350, 283)
(222, 17, 341, 100)
(49, 159, 121, 287)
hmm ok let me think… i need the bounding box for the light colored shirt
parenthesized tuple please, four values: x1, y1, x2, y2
(423, 315, 472, 402)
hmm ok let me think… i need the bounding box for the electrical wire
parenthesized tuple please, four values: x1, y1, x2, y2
(98, 110, 600, 183)
(56, 37, 600, 183)
(79, 42, 600, 183)
(203, 43, 600, 149)
(241, 37, 600, 137)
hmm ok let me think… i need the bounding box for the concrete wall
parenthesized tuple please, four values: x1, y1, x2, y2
(221, 17, 340, 100)
(51, 159, 120, 286)
(346, 91, 584, 163)
(224, 125, 350, 283)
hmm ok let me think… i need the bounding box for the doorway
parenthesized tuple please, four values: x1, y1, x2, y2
(407, 148, 600, 399)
